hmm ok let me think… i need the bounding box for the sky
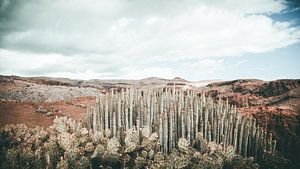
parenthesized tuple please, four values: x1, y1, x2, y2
(0, 0, 299, 81)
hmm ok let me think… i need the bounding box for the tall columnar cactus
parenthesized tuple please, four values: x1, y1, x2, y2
(112, 111, 116, 137)
(117, 96, 122, 131)
(163, 111, 168, 154)
(125, 95, 129, 131)
(234, 116, 240, 152)
(159, 113, 163, 151)
(105, 97, 109, 130)
(181, 112, 185, 139)
(187, 108, 191, 143)
(129, 87, 133, 129)
(169, 102, 174, 150)
(239, 117, 245, 155)
(195, 100, 199, 137)
(204, 108, 209, 140)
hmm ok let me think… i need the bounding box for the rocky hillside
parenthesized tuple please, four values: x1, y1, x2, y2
(199, 79, 300, 168)
(204, 79, 299, 109)
(1, 75, 219, 91)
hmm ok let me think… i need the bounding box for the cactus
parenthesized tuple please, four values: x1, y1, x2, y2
(163, 111, 168, 154)
(125, 128, 138, 146)
(141, 127, 150, 139)
(56, 157, 69, 169)
(174, 155, 191, 169)
(112, 111, 116, 137)
(178, 138, 190, 154)
(135, 156, 147, 168)
(84, 142, 94, 153)
(58, 132, 72, 151)
(91, 144, 105, 159)
(107, 138, 120, 154)
(124, 142, 136, 154)
(193, 133, 208, 153)
(104, 128, 111, 138)
(74, 156, 91, 169)
(105, 97, 109, 130)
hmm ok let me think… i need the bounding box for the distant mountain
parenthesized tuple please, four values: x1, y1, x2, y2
(172, 76, 189, 82)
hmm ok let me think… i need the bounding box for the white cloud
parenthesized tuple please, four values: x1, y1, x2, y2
(0, 49, 117, 79)
(0, 0, 299, 80)
(199, 0, 286, 14)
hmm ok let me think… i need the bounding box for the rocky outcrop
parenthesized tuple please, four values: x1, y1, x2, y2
(257, 80, 299, 97)
(203, 79, 300, 108)
(0, 80, 101, 102)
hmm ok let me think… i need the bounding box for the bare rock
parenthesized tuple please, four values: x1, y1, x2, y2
(46, 112, 53, 116)
(36, 106, 48, 113)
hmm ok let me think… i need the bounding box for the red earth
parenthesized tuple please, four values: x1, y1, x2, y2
(0, 96, 96, 128)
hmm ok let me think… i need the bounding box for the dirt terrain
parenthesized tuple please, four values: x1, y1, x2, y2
(0, 75, 299, 167)
(0, 96, 96, 128)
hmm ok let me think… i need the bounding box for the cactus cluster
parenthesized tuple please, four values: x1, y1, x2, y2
(84, 88, 276, 161)
(1, 116, 273, 169)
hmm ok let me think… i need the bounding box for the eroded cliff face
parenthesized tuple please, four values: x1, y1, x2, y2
(258, 80, 299, 97)
(206, 79, 299, 107)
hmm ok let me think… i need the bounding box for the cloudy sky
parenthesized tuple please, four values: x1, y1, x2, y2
(0, 0, 299, 80)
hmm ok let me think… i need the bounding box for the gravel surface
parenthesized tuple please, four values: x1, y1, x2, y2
(0, 82, 101, 102)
